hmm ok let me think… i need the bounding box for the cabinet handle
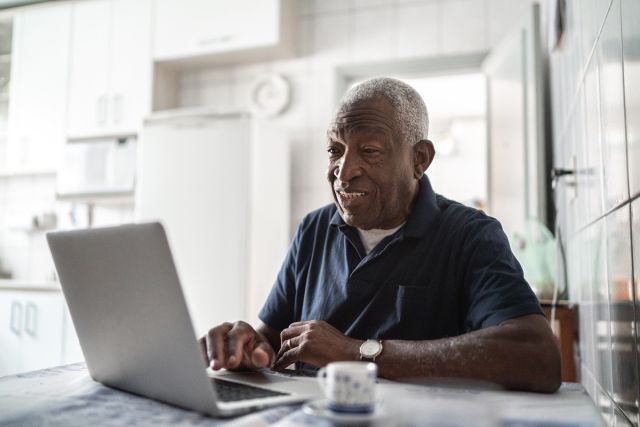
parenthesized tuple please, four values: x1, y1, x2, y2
(198, 34, 234, 47)
(25, 302, 37, 338)
(10, 301, 22, 336)
(97, 95, 108, 125)
(112, 94, 123, 124)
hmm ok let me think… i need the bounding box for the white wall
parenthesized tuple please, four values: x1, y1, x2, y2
(177, 0, 538, 236)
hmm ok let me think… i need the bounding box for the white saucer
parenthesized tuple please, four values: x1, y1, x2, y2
(302, 399, 385, 424)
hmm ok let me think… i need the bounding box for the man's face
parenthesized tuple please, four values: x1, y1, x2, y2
(326, 98, 420, 230)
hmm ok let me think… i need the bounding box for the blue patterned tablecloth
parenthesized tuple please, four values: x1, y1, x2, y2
(0, 363, 605, 427)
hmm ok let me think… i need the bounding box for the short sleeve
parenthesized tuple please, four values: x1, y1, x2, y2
(463, 218, 543, 330)
(258, 223, 302, 331)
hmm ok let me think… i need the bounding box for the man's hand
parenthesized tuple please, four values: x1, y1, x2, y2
(273, 320, 362, 370)
(199, 321, 276, 371)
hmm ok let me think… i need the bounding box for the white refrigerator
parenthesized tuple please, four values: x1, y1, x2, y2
(137, 109, 290, 335)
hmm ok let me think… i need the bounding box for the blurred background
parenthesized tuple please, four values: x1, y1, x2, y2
(0, 1, 638, 425)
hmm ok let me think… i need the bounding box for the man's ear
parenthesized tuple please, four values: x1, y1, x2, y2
(412, 139, 435, 179)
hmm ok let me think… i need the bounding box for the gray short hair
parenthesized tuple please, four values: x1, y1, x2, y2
(335, 77, 429, 145)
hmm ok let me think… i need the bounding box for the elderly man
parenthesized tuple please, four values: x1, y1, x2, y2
(201, 77, 561, 393)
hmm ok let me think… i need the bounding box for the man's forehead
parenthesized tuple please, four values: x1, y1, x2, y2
(336, 97, 396, 120)
(327, 123, 391, 141)
(329, 97, 397, 138)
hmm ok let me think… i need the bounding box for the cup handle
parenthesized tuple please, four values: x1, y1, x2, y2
(317, 367, 327, 392)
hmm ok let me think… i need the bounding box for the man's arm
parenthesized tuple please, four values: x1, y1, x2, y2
(274, 314, 561, 393)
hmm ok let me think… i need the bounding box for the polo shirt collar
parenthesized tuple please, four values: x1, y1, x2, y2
(329, 174, 440, 239)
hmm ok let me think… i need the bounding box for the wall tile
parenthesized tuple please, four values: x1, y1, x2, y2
(598, 0, 629, 212)
(574, 88, 590, 230)
(290, 126, 329, 192)
(487, 0, 533, 47)
(311, 9, 349, 69)
(349, 6, 394, 62)
(441, 0, 487, 54)
(621, 0, 640, 198)
(583, 56, 605, 221)
(352, 0, 394, 9)
(613, 407, 634, 426)
(395, 1, 440, 59)
(307, 71, 339, 129)
(631, 198, 640, 424)
(583, 0, 614, 55)
(606, 205, 638, 421)
(300, 0, 351, 16)
(586, 219, 614, 395)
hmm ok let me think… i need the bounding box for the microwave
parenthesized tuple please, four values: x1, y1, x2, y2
(56, 136, 136, 199)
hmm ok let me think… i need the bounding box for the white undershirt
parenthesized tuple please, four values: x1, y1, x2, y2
(357, 223, 405, 255)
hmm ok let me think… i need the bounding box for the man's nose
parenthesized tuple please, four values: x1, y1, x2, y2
(334, 151, 363, 183)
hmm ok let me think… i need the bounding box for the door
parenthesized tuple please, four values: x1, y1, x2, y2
(483, 2, 547, 240)
(67, 0, 111, 138)
(108, 0, 152, 135)
(6, 4, 71, 171)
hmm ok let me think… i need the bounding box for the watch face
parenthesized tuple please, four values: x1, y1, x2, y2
(361, 340, 380, 357)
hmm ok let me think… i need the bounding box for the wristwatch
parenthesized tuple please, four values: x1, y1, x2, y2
(359, 339, 383, 362)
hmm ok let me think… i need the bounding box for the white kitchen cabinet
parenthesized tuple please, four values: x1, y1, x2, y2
(0, 289, 65, 377)
(153, 0, 295, 65)
(62, 300, 84, 364)
(5, 4, 71, 172)
(67, 0, 151, 138)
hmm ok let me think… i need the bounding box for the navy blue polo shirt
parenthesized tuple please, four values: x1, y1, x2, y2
(259, 175, 542, 342)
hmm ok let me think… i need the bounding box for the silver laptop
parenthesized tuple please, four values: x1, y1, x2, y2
(47, 222, 320, 417)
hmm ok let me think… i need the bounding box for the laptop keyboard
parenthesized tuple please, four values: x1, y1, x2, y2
(211, 378, 290, 402)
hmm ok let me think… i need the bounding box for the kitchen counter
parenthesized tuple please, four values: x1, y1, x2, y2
(0, 279, 60, 292)
(0, 363, 605, 426)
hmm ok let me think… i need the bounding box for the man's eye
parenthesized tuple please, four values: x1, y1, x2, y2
(362, 148, 379, 155)
(327, 147, 341, 156)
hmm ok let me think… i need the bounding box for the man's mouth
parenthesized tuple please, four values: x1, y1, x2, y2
(337, 191, 366, 200)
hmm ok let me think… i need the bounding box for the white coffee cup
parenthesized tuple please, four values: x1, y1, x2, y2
(317, 361, 378, 413)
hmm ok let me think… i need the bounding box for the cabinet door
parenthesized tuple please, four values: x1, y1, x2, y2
(6, 4, 71, 172)
(67, 0, 111, 138)
(0, 295, 24, 376)
(61, 301, 84, 364)
(153, 0, 279, 60)
(20, 292, 64, 373)
(108, 0, 152, 135)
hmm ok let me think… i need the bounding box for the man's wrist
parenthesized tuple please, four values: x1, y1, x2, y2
(345, 338, 365, 361)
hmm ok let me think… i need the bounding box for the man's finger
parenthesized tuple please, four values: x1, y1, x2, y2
(287, 321, 309, 327)
(273, 347, 300, 371)
(275, 334, 302, 361)
(251, 341, 274, 368)
(226, 328, 252, 369)
(280, 325, 306, 342)
(198, 337, 209, 367)
(211, 327, 231, 369)
(207, 323, 232, 369)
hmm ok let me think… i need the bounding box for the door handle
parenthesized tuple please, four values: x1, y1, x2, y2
(25, 302, 37, 338)
(10, 301, 22, 336)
